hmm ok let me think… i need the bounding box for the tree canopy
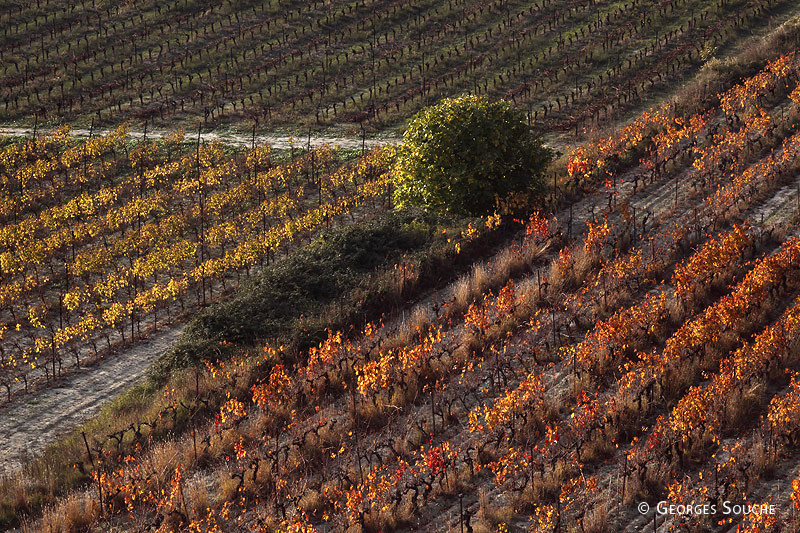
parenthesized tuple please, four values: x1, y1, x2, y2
(393, 95, 553, 216)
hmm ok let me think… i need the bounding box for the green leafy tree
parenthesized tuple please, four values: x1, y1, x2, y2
(393, 95, 552, 216)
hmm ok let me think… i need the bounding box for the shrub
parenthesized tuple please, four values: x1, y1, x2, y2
(393, 95, 552, 216)
(153, 210, 478, 376)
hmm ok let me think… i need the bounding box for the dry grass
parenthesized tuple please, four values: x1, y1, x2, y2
(252, 463, 276, 499)
(449, 263, 497, 316)
(143, 439, 185, 489)
(218, 471, 242, 503)
(365, 500, 414, 533)
(636, 463, 676, 503)
(547, 247, 582, 295)
(34, 492, 99, 533)
(723, 381, 766, 433)
(388, 303, 437, 353)
(579, 435, 616, 464)
(583, 501, 610, 533)
(4, 476, 32, 518)
(406, 305, 434, 340)
(474, 488, 515, 533)
(298, 489, 325, 518)
(357, 399, 390, 430)
(529, 460, 577, 504)
(573, 247, 601, 282)
(185, 475, 212, 518)
(455, 328, 483, 360)
(749, 438, 775, 479)
(247, 403, 293, 440)
(514, 277, 540, 317)
(450, 264, 490, 316)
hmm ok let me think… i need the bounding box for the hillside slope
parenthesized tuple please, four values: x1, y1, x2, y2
(1, 0, 798, 133)
(10, 21, 800, 533)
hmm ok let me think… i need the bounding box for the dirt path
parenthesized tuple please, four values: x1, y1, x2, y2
(0, 325, 183, 477)
(0, 125, 396, 150)
(0, 124, 393, 476)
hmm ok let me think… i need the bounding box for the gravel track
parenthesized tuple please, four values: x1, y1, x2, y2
(0, 326, 183, 477)
(0, 124, 394, 478)
(0, 126, 396, 150)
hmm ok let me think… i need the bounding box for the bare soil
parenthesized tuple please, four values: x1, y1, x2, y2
(0, 325, 183, 477)
(0, 126, 395, 150)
